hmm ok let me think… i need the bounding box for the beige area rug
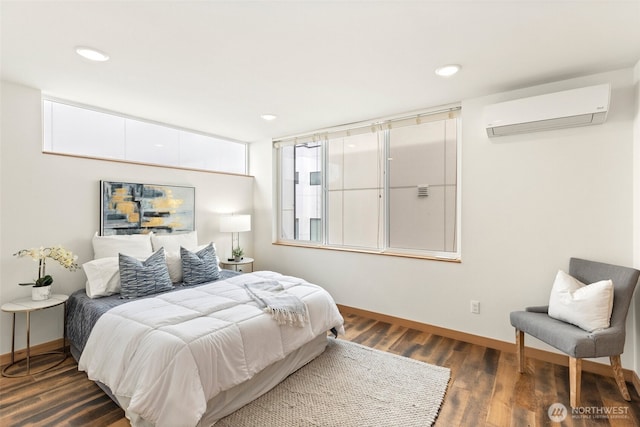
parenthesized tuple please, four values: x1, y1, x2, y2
(217, 339, 451, 427)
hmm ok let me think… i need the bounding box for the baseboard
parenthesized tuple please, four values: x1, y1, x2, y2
(338, 304, 515, 352)
(337, 304, 639, 392)
(0, 338, 65, 367)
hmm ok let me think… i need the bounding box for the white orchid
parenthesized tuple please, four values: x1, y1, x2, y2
(14, 245, 79, 287)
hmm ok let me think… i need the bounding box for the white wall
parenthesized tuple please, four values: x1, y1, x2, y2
(0, 81, 254, 355)
(252, 68, 638, 369)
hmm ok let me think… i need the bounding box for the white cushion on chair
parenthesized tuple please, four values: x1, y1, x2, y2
(548, 270, 614, 332)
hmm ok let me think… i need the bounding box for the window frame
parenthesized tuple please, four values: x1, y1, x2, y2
(274, 105, 462, 262)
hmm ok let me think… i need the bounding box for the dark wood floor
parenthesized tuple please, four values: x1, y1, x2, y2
(1, 311, 639, 426)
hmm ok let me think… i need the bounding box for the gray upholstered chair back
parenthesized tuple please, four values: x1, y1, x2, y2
(569, 257, 639, 337)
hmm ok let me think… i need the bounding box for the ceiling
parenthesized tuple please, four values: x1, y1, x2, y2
(2, 1, 639, 143)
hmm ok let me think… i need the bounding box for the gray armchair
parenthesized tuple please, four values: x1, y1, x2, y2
(509, 258, 639, 407)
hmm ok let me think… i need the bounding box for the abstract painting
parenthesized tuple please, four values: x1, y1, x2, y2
(101, 181, 195, 235)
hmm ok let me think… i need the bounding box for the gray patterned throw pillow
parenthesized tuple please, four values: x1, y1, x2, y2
(119, 248, 173, 298)
(181, 243, 220, 286)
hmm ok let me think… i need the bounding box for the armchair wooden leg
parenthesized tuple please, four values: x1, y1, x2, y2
(569, 357, 582, 408)
(515, 329, 525, 373)
(610, 355, 631, 401)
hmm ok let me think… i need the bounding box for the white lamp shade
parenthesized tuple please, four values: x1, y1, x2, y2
(220, 215, 251, 232)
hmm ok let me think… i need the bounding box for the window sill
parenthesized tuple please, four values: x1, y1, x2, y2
(42, 151, 252, 177)
(272, 241, 461, 263)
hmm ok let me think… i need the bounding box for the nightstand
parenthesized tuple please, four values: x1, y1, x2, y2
(220, 257, 254, 273)
(1, 294, 68, 377)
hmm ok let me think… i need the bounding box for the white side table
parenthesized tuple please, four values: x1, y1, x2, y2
(220, 257, 254, 273)
(1, 294, 68, 377)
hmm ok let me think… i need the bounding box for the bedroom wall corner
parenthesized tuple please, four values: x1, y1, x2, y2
(249, 137, 275, 272)
(0, 80, 255, 355)
(632, 58, 640, 381)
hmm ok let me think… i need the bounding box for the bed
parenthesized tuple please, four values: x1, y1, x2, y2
(66, 232, 344, 427)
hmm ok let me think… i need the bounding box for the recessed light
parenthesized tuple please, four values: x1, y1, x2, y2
(435, 64, 461, 77)
(75, 46, 110, 62)
(261, 114, 277, 121)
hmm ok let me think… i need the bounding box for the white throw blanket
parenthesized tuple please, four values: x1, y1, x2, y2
(78, 271, 344, 427)
(244, 281, 308, 327)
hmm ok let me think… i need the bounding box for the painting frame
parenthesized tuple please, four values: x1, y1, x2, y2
(100, 180, 195, 236)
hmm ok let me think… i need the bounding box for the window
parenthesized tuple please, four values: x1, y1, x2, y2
(279, 143, 322, 241)
(276, 107, 460, 260)
(327, 131, 384, 249)
(310, 218, 322, 242)
(43, 99, 248, 175)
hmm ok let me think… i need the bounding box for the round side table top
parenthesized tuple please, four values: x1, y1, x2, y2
(222, 257, 254, 265)
(1, 294, 69, 313)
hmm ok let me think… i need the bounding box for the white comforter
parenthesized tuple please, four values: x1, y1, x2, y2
(78, 271, 344, 427)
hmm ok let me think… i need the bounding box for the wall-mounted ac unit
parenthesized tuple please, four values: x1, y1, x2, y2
(484, 84, 610, 137)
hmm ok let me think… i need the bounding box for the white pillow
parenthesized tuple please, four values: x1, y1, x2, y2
(83, 257, 121, 298)
(92, 232, 153, 259)
(548, 270, 614, 332)
(151, 231, 198, 253)
(165, 242, 218, 283)
(165, 251, 184, 284)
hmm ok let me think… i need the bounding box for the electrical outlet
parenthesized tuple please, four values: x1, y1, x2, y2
(470, 300, 480, 314)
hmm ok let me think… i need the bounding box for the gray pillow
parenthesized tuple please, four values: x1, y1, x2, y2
(181, 243, 220, 286)
(119, 248, 173, 298)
